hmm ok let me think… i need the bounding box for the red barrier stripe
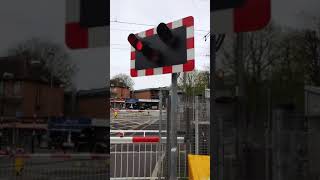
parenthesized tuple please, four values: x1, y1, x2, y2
(131, 51, 136, 60)
(131, 69, 138, 77)
(183, 60, 195, 72)
(186, 37, 194, 49)
(146, 28, 154, 37)
(65, 22, 88, 49)
(132, 136, 160, 143)
(163, 66, 172, 74)
(145, 68, 154, 76)
(182, 16, 194, 27)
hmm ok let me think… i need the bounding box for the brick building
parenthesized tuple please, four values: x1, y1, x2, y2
(110, 85, 130, 99)
(0, 56, 65, 150)
(132, 87, 169, 99)
(0, 56, 64, 125)
(64, 87, 109, 124)
(76, 88, 108, 119)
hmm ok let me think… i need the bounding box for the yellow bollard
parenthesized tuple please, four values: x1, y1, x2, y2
(114, 111, 118, 118)
(15, 156, 24, 176)
(188, 154, 210, 180)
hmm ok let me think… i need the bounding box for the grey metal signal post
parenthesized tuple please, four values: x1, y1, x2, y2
(128, 17, 195, 180)
(169, 73, 178, 180)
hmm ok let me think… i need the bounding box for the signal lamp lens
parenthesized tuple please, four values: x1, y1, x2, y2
(128, 34, 144, 51)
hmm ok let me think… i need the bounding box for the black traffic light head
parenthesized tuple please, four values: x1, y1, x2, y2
(157, 23, 176, 47)
(128, 34, 143, 51)
(128, 26, 186, 70)
(127, 34, 161, 63)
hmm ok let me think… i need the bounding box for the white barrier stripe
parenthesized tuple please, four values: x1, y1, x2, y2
(131, 60, 135, 69)
(138, 31, 146, 38)
(172, 19, 183, 28)
(172, 64, 183, 73)
(111, 137, 133, 144)
(187, 48, 195, 60)
(186, 26, 194, 38)
(153, 67, 162, 75)
(137, 70, 146, 76)
(153, 27, 158, 34)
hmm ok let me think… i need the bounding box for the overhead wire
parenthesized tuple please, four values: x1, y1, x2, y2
(110, 20, 209, 33)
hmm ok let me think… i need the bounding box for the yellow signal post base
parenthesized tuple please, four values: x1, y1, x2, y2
(188, 154, 210, 180)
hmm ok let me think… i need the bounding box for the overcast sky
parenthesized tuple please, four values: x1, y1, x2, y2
(0, 0, 319, 90)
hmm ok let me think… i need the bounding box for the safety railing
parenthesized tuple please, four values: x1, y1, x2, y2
(110, 136, 189, 180)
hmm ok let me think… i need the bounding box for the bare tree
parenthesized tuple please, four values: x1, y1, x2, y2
(8, 38, 77, 88)
(111, 73, 135, 90)
(178, 70, 209, 98)
(218, 22, 281, 82)
(303, 29, 320, 86)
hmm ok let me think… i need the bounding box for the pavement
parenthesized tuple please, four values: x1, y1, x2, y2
(110, 110, 167, 131)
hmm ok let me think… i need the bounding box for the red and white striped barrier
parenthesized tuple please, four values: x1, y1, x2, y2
(110, 136, 160, 144)
(110, 136, 185, 144)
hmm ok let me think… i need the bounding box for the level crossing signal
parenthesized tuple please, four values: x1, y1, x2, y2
(128, 16, 195, 77)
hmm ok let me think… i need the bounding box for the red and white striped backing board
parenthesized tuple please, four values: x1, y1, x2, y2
(130, 16, 195, 77)
(110, 136, 160, 144)
(211, 0, 271, 34)
(65, 0, 108, 49)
